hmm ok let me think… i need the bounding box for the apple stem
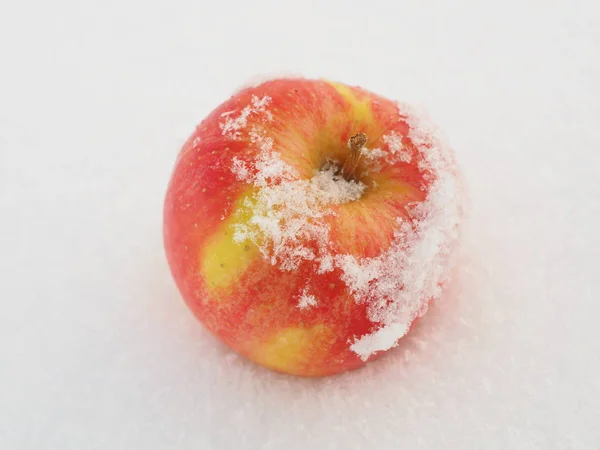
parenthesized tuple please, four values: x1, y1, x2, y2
(341, 133, 367, 181)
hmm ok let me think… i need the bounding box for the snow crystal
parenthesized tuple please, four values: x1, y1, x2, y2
(361, 131, 411, 171)
(227, 95, 463, 361)
(317, 254, 334, 274)
(297, 287, 318, 309)
(382, 131, 412, 163)
(341, 105, 463, 359)
(231, 157, 249, 181)
(361, 146, 387, 162)
(220, 95, 273, 139)
(349, 322, 410, 360)
(231, 156, 365, 271)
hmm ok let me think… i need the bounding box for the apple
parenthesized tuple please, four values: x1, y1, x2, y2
(163, 78, 464, 377)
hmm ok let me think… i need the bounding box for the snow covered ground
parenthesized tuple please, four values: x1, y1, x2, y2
(1, 0, 599, 448)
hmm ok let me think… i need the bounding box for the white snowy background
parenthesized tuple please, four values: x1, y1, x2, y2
(1, 0, 599, 449)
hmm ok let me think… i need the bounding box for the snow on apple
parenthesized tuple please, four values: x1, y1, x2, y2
(163, 78, 465, 377)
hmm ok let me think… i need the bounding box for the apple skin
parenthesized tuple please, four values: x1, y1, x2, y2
(164, 78, 463, 377)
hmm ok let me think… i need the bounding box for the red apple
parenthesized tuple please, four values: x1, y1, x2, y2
(163, 78, 464, 377)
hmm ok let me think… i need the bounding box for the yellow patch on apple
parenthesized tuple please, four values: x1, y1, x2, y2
(327, 80, 373, 124)
(252, 324, 333, 375)
(200, 189, 259, 293)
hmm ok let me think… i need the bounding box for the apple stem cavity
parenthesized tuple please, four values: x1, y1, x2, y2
(341, 133, 367, 181)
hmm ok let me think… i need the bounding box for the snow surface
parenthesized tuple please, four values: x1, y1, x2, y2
(1, 0, 600, 449)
